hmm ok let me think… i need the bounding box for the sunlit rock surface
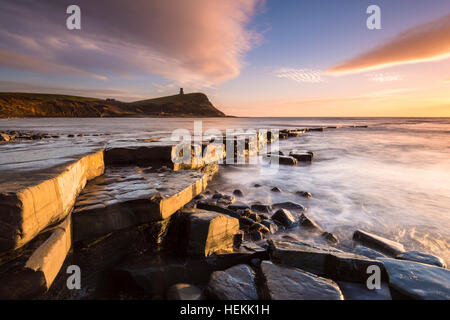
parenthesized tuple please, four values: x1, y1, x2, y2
(0, 141, 104, 252)
(176, 208, 240, 257)
(0, 214, 72, 299)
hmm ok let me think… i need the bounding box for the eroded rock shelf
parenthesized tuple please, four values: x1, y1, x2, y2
(0, 125, 449, 300)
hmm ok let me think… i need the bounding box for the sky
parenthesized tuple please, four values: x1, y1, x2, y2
(0, 0, 449, 117)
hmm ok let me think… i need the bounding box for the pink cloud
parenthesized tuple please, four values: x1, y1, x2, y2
(0, 0, 264, 86)
(328, 13, 450, 74)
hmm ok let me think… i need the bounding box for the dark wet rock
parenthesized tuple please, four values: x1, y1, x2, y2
(380, 258, 450, 300)
(177, 209, 240, 257)
(206, 264, 258, 300)
(270, 186, 282, 193)
(337, 281, 392, 300)
(258, 213, 269, 220)
(194, 194, 206, 200)
(253, 183, 262, 188)
(289, 150, 313, 162)
(248, 212, 261, 222)
(228, 201, 250, 211)
(251, 203, 272, 213)
(250, 231, 264, 241)
(268, 154, 297, 166)
(353, 230, 405, 256)
(353, 245, 386, 260)
(196, 202, 240, 219)
(272, 201, 305, 212)
(260, 219, 279, 234)
(109, 243, 267, 299)
(296, 190, 312, 198)
(309, 127, 325, 132)
(268, 239, 386, 283)
(259, 261, 343, 300)
(396, 250, 447, 268)
(233, 231, 244, 248)
(212, 192, 224, 199)
(239, 216, 255, 227)
(232, 189, 244, 197)
(322, 232, 339, 244)
(299, 213, 321, 229)
(67, 134, 75, 138)
(271, 209, 297, 228)
(166, 283, 204, 300)
(250, 222, 270, 234)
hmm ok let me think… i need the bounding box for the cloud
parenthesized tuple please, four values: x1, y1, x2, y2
(368, 73, 403, 82)
(275, 68, 324, 83)
(0, 49, 107, 80)
(328, 13, 450, 74)
(0, 0, 263, 86)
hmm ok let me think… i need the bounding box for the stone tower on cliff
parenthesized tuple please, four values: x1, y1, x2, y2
(179, 88, 184, 95)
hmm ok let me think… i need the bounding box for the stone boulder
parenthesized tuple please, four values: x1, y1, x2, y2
(179, 209, 240, 257)
(271, 209, 297, 227)
(206, 264, 258, 300)
(228, 201, 250, 211)
(289, 150, 313, 162)
(396, 250, 446, 268)
(268, 239, 386, 283)
(272, 201, 305, 212)
(353, 230, 405, 256)
(353, 245, 386, 260)
(259, 261, 343, 300)
(380, 258, 450, 300)
(267, 154, 297, 166)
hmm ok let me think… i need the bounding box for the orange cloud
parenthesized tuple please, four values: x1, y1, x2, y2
(328, 13, 450, 74)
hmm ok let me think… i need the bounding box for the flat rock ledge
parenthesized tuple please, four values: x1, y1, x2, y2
(259, 261, 343, 300)
(72, 167, 209, 241)
(380, 258, 450, 300)
(268, 239, 386, 283)
(0, 149, 104, 252)
(396, 250, 446, 268)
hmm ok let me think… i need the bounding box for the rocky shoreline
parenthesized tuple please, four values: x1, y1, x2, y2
(0, 125, 448, 300)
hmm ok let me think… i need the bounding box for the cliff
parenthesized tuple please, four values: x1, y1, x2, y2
(0, 92, 226, 118)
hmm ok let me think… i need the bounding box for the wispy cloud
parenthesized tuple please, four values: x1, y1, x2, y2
(0, 0, 264, 86)
(275, 68, 324, 83)
(0, 49, 107, 80)
(328, 13, 450, 74)
(368, 73, 403, 82)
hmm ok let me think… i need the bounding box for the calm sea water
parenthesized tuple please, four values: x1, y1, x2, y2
(1, 117, 449, 264)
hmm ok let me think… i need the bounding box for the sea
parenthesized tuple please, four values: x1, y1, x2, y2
(1, 117, 449, 264)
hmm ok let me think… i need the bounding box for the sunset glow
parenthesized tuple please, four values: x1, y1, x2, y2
(0, 0, 449, 117)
